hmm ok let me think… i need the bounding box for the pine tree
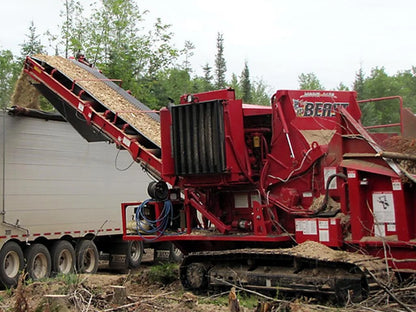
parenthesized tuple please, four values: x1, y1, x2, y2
(353, 67, 365, 99)
(20, 21, 45, 58)
(230, 73, 241, 98)
(298, 73, 323, 90)
(337, 82, 349, 91)
(240, 61, 252, 103)
(202, 63, 213, 91)
(214, 32, 227, 89)
(182, 40, 195, 73)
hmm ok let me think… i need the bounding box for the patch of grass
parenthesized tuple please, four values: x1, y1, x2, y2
(55, 273, 80, 286)
(5, 287, 13, 296)
(200, 291, 260, 309)
(239, 293, 260, 309)
(50, 273, 82, 294)
(148, 263, 179, 285)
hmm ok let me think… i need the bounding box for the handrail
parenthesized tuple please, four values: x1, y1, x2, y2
(358, 96, 404, 134)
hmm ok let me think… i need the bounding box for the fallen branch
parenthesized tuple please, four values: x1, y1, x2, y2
(212, 277, 336, 311)
(102, 291, 174, 312)
(102, 300, 140, 312)
(366, 270, 414, 312)
(377, 151, 416, 161)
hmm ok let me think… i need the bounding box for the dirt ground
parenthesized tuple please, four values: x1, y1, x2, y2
(0, 262, 227, 312)
(0, 249, 414, 312)
(0, 267, 330, 312)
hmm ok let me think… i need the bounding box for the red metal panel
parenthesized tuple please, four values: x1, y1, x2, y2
(341, 159, 398, 178)
(347, 169, 372, 240)
(274, 90, 361, 130)
(295, 218, 343, 247)
(160, 108, 175, 177)
(391, 178, 411, 241)
(180, 89, 236, 104)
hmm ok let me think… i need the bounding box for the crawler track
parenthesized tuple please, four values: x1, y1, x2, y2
(180, 242, 389, 302)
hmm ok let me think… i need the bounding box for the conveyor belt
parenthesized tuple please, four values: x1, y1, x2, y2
(31, 55, 160, 149)
(72, 60, 160, 123)
(25, 55, 163, 180)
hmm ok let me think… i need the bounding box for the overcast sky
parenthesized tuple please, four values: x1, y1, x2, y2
(1, 0, 415, 91)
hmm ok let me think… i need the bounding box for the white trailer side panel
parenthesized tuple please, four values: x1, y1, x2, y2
(0, 111, 151, 241)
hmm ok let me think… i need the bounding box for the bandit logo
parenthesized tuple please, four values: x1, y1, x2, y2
(293, 99, 349, 117)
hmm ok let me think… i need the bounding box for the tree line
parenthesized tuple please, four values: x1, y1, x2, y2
(1, 0, 416, 128)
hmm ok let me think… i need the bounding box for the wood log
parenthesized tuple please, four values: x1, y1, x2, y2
(228, 287, 241, 312)
(377, 151, 416, 161)
(111, 285, 127, 305)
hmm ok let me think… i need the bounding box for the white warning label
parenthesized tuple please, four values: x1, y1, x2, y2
(296, 219, 317, 235)
(372, 192, 395, 223)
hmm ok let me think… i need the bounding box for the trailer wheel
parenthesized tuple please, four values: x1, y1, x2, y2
(127, 241, 143, 269)
(109, 241, 143, 270)
(76, 240, 99, 274)
(51, 240, 75, 275)
(0, 241, 24, 287)
(24, 244, 51, 281)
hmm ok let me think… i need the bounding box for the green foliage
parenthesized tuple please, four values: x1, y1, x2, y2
(201, 63, 214, 91)
(337, 82, 349, 91)
(8, 0, 416, 120)
(214, 32, 227, 89)
(148, 263, 178, 285)
(152, 68, 192, 106)
(298, 72, 324, 90)
(0, 49, 21, 108)
(230, 73, 241, 98)
(200, 292, 259, 309)
(251, 79, 272, 106)
(240, 61, 252, 103)
(80, 1, 182, 108)
(229, 63, 270, 106)
(56, 0, 85, 57)
(182, 40, 195, 73)
(353, 67, 365, 98)
(354, 67, 403, 128)
(20, 21, 45, 59)
(55, 273, 80, 287)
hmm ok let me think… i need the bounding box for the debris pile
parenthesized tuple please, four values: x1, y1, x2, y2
(10, 71, 40, 109)
(383, 136, 416, 178)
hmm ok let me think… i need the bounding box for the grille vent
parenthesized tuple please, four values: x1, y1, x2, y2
(171, 100, 226, 175)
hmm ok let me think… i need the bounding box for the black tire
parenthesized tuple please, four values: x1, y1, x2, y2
(182, 262, 208, 290)
(50, 240, 75, 275)
(109, 241, 143, 270)
(169, 244, 183, 263)
(24, 244, 51, 281)
(127, 241, 143, 269)
(76, 239, 99, 274)
(0, 241, 24, 287)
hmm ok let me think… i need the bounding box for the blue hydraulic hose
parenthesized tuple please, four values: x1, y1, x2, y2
(135, 199, 173, 241)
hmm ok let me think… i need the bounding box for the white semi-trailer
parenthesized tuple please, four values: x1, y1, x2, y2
(0, 107, 152, 287)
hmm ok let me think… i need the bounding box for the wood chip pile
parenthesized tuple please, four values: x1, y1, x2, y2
(383, 136, 416, 175)
(10, 70, 40, 109)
